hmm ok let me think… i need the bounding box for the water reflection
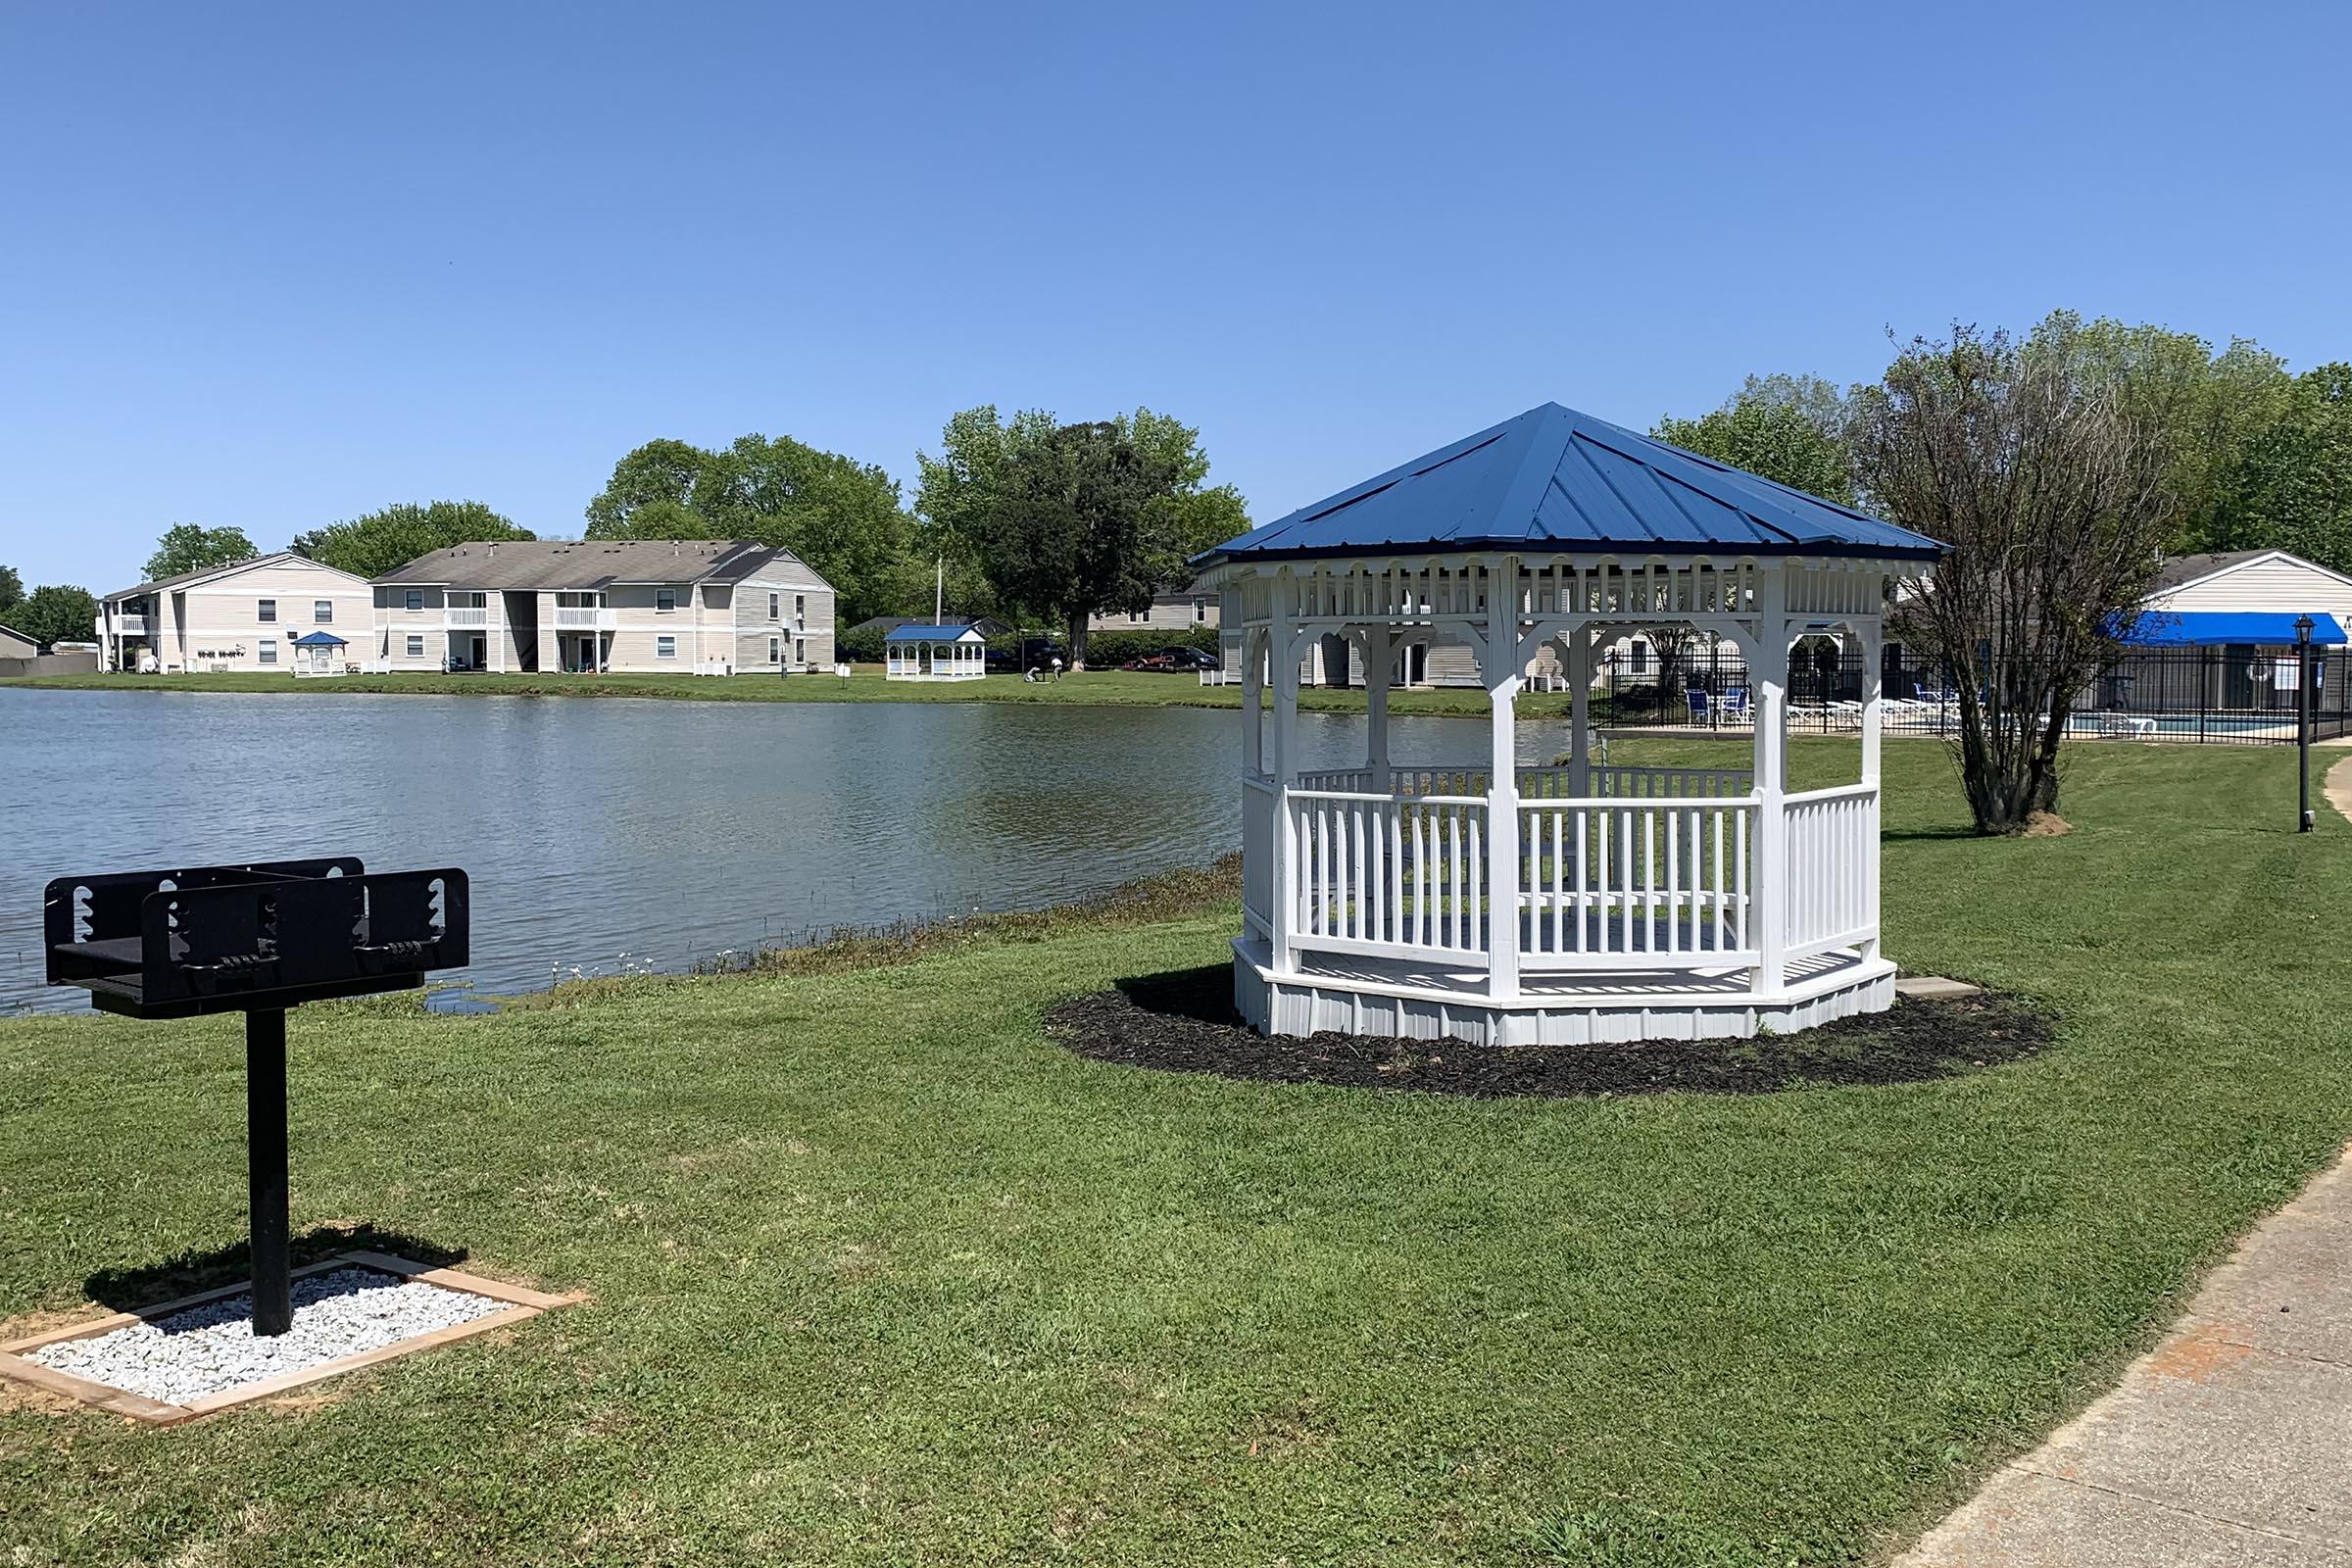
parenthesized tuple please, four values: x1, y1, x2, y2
(0, 688, 1577, 1013)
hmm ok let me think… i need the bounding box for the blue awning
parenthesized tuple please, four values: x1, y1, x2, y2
(884, 622, 980, 642)
(290, 631, 349, 647)
(2114, 611, 2347, 648)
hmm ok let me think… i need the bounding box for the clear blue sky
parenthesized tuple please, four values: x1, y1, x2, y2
(4, 1, 2345, 593)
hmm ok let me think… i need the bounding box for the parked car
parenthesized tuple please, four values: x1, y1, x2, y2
(1121, 646, 1221, 672)
(986, 638, 1068, 672)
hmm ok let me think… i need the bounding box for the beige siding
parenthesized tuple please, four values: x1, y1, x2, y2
(1090, 589, 1218, 634)
(728, 564, 834, 671)
(127, 557, 370, 673)
(2149, 555, 2352, 627)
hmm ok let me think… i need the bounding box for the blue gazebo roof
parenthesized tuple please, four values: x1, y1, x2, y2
(883, 621, 982, 643)
(1194, 403, 1943, 567)
(289, 631, 348, 647)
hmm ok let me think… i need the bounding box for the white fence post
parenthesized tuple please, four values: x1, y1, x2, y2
(1753, 570, 1788, 994)
(1269, 573, 1299, 974)
(1487, 559, 1522, 1001)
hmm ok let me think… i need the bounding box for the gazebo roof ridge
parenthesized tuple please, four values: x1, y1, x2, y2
(1194, 403, 1944, 568)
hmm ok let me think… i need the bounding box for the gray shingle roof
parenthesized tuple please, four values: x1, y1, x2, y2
(2145, 550, 2274, 596)
(373, 539, 816, 590)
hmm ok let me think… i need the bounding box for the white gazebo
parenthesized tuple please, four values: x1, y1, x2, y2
(1192, 403, 1943, 1047)
(884, 621, 988, 681)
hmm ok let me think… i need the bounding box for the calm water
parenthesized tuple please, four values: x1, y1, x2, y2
(0, 689, 1569, 1014)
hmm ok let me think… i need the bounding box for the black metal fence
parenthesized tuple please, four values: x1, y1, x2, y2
(1591, 641, 2351, 745)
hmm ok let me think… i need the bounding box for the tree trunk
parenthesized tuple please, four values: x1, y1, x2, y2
(1065, 610, 1091, 670)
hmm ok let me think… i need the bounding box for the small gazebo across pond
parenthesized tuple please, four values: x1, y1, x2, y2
(884, 621, 988, 681)
(1191, 403, 1944, 1047)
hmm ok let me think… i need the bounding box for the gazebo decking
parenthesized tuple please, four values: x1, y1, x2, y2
(1195, 404, 1943, 1047)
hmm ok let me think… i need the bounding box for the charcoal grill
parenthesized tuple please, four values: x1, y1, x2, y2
(44, 858, 468, 1334)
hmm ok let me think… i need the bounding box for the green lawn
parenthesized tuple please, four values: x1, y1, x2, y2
(2, 743, 2347, 1566)
(0, 665, 1542, 718)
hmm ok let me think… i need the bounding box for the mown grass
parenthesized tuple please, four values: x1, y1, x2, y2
(0, 666, 1546, 718)
(1, 742, 2347, 1566)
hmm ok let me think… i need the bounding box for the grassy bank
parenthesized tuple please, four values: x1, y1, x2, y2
(0, 666, 1529, 718)
(3, 743, 2348, 1566)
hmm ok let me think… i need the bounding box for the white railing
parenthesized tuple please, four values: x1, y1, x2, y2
(446, 608, 488, 628)
(1587, 764, 1752, 799)
(1291, 787, 1488, 956)
(115, 613, 150, 635)
(1518, 798, 1756, 966)
(1783, 784, 1879, 958)
(1243, 776, 1275, 933)
(1295, 763, 1752, 801)
(553, 609, 616, 629)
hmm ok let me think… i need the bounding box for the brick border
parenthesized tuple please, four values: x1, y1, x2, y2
(0, 1251, 577, 1424)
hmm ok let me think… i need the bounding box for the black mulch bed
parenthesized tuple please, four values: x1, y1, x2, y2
(1044, 965, 2051, 1099)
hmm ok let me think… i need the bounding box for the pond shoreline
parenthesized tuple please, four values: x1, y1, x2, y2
(0, 668, 1554, 719)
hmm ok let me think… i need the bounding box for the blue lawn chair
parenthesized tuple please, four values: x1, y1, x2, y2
(1686, 689, 1711, 726)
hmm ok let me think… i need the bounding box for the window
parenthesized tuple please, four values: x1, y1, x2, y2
(405, 589, 424, 612)
(1129, 611, 1147, 624)
(406, 634, 425, 658)
(1194, 598, 1208, 623)
(767, 592, 779, 620)
(793, 593, 806, 629)
(768, 635, 781, 664)
(657, 588, 677, 612)
(257, 599, 276, 623)
(314, 600, 333, 623)
(1630, 641, 1649, 674)
(656, 635, 676, 659)
(795, 638, 806, 665)
(258, 638, 277, 664)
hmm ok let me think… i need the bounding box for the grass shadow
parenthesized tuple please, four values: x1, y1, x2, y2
(1055, 964, 2050, 1100)
(81, 1222, 468, 1313)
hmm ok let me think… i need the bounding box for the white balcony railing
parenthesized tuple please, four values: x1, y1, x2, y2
(553, 609, 616, 629)
(446, 608, 488, 628)
(114, 613, 151, 635)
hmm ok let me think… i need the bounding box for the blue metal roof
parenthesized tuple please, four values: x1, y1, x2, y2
(1194, 403, 1943, 566)
(2115, 611, 2347, 647)
(883, 621, 981, 642)
(289, 631, 348, 646)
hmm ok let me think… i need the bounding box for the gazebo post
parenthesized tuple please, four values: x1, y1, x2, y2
(1751, 567, 1789, 993)
(1269, 573, 1300, 973)
(1567, 623, 1594, 795)
(1364, 626, 1394, 792)
(1857, 618, 1885, 960)
(1486, 559, 1522, 1001)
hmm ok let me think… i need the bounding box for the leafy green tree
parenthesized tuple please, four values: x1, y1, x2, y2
(142, 523, 259, 582)
(0, 564, 22, 617)
(2211, 364, 2352, 571)
(915, 405, 1249, 662)
(11, 584, 100, 651)
(292, 501, 536, 579)
(1653, 376, 1856, 504)
(2023, 311, 2296, 554)
(584, 434, 910, 623)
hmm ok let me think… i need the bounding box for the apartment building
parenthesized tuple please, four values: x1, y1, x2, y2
(1087, 582, 1219, 635)
(369, 539, 835, 674)
(95, 553, 374, 673)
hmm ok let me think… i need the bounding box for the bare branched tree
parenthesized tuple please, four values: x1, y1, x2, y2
(1851, 327, 2176, 833)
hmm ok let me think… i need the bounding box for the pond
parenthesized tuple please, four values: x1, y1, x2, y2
(0, 689, 1576, 1014)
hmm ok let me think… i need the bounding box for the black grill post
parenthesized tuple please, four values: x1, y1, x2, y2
(246, 1007, 292, 1335)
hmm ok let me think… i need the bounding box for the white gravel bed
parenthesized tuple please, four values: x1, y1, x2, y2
(26, 1266, 507, 1405)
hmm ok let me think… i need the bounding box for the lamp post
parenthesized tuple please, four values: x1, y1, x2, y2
(2295, 613, 2315, 832)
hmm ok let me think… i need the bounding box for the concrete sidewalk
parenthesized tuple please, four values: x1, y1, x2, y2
(1897, 1149, 2352, 1566)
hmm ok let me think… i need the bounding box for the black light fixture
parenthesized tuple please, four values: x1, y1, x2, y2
(2295, 614, 2316, 833)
